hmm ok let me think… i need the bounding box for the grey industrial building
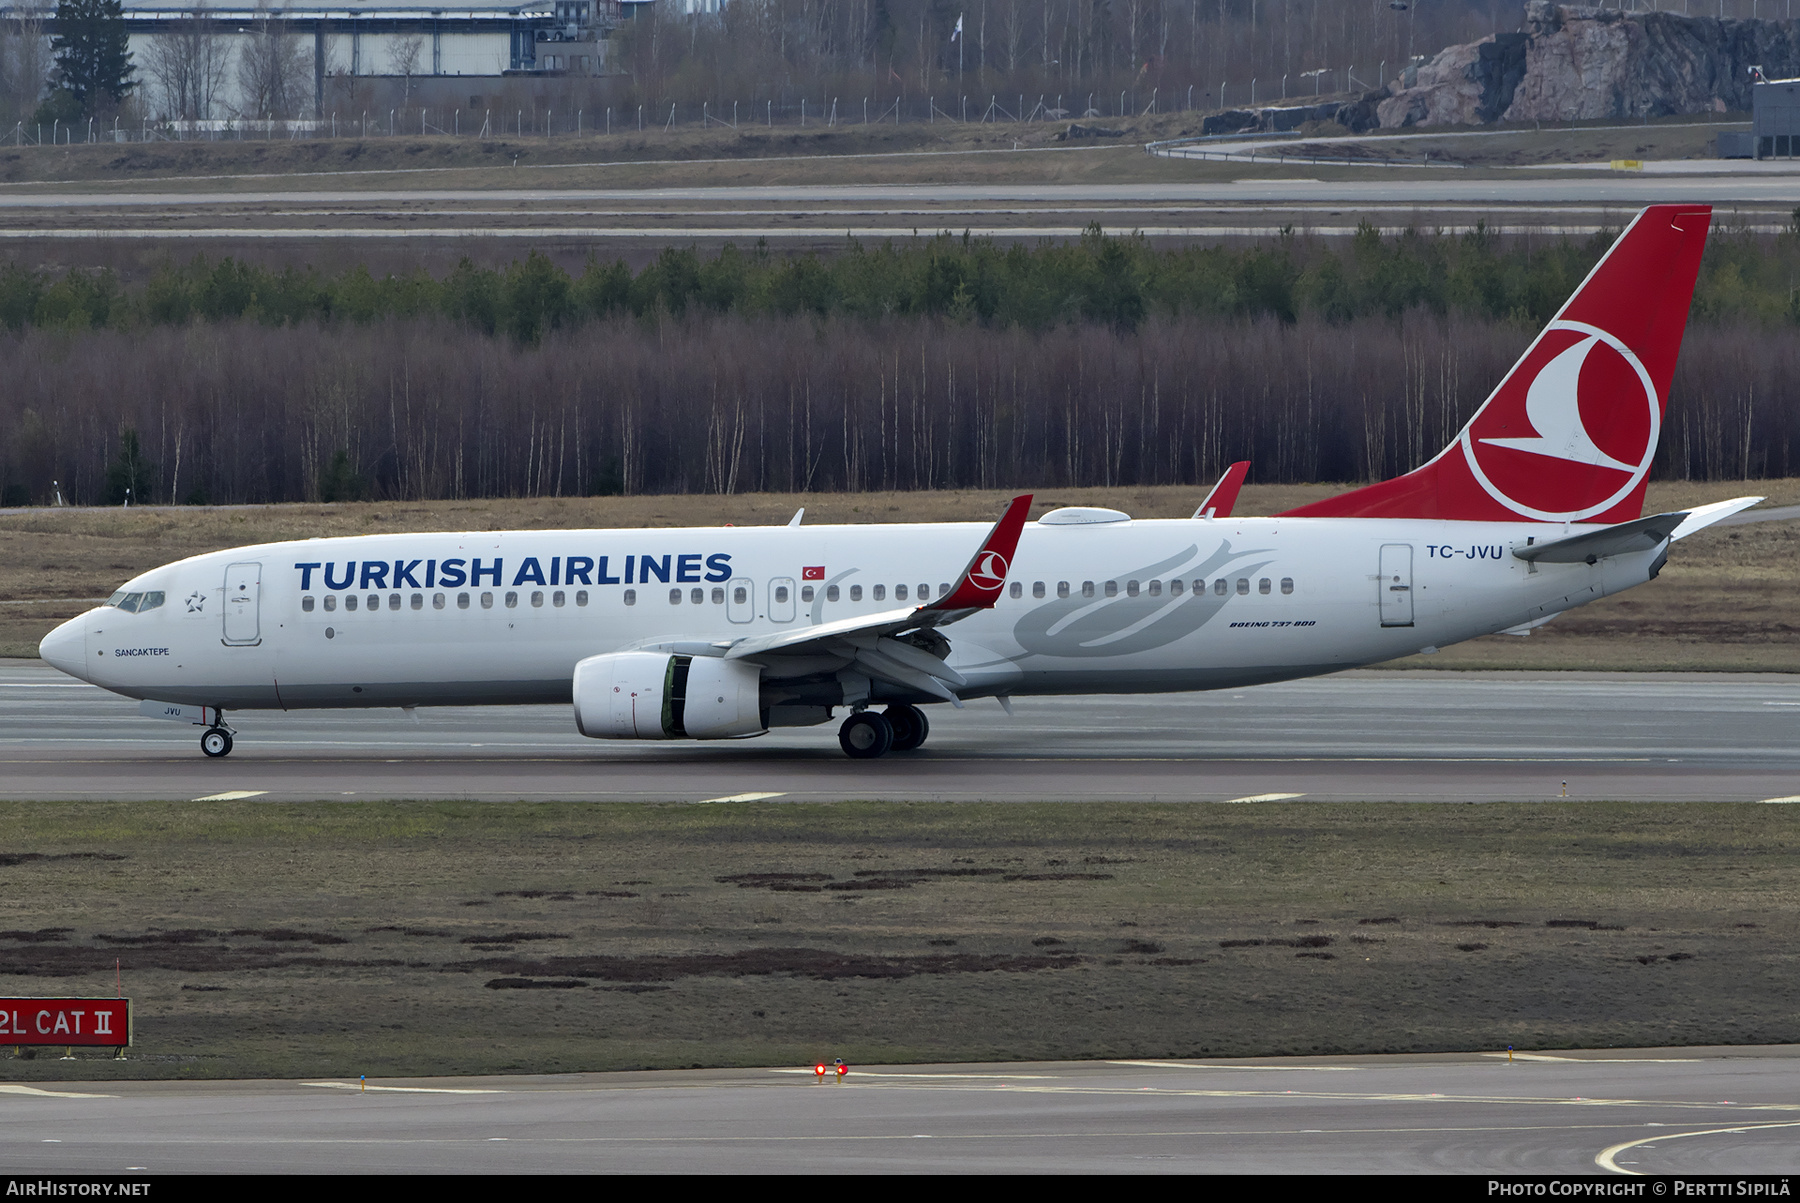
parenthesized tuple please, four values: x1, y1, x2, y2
(1720, 73, 1800, 158)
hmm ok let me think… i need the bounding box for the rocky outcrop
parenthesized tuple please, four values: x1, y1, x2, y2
(1376, 33, 1528, 129)
(1378, 2, 1800, 128)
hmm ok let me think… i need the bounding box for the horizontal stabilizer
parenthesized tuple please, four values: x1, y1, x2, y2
(1513, 511, 1688, 564)
(1668, 496, 1765, 541)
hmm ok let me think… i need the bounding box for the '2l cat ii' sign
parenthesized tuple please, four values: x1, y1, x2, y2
(0, 998, 130, 1046)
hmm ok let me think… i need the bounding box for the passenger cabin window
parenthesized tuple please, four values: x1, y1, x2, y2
(1033, 581, 1046, 599)
(1006, 582, 1019, 599)
(623, 589, 636, 606)
(1125, 580, 1138, 597)
(480, 592, 494, 609)
(872, 585, 885, 601)
(1259, 578, 1272, 595)
(849, 585, 862, 601)
(897, 584, 910, 601)
(774, 585, 789, 603)
(388, 593, 400, 611)
(531, 591, 544, 607)
(827, 585, 840, 602)
(733, 585, 749, 605)
(432, 593, 445, 610)
(302, 596, 315, 612)
(1057, 581, 1070, 599)
(1214, 579, 1228, 596)
(1170, 580, 1183, 596)
(669, 588, 682, 604)
(457, 593, 470, 609)
(366, 593, 379, 611)
(1236, 578, 1249, 595)
(1081, 581, 1095, 598)
(801, 586, 815, 603)
(324, 595, 337, 612)
(711, 587, 725, 604)
(346, 595, 359, 612)
(576, 591, 588, 606)
(1281, 578, 1294, 595)
(1104, 581, 1118, 598)
(411, 593, 423, 610)
(1147, 580, 1161, 596)
(505, 591, 519, 608)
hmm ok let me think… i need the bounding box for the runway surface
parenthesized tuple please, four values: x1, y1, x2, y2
(3, 1048, 1798, 1173)
(5, 661, 1798, 803)
(0, 174, 1794, 242)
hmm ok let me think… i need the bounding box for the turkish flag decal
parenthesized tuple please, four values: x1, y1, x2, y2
(802, 566, 825, 580)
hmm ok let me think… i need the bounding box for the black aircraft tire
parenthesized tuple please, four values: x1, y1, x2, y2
(885, 704, 929, 752)
(838, 712, 894, 759)
(200, 729, 233, 758)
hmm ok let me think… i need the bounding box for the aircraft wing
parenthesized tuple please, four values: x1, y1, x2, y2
(719, 494, 1034, 705)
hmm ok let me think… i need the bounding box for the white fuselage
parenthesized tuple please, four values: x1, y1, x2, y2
(44, 515, 1658, 714)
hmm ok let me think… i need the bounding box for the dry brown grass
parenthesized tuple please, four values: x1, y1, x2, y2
(0, 799, 1792, 1080)
(5, 481, 1793, 666)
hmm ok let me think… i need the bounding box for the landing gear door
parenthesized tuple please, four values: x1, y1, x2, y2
(728, 578, 755, 624)
(1378, 544, 1414, 628)
(222, 561, 263, 645)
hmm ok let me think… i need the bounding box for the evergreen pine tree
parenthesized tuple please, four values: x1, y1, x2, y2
(50, 0, 135, 118)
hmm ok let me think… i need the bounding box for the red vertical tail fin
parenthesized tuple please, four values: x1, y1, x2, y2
(1279, 205, 1712, 524)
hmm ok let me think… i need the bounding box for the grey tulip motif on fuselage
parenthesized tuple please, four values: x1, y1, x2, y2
(1009, 541, 1275, 658)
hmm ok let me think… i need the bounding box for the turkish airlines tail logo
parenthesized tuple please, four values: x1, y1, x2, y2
(1276, 205, 1711, 525)
(1478, 335, 1639, 472)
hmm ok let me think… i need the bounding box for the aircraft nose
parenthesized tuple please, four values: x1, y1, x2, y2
(38, 613, 89, 679)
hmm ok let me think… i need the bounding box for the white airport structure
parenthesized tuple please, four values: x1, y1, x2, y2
(5, 1, 667, 120)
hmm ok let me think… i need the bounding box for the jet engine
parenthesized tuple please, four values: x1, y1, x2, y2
(572, 651, 765, 740)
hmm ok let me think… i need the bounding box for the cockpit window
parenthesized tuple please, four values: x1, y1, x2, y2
(107, 591, 163, 613)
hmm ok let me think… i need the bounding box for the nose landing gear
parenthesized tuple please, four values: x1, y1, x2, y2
(200, 726, 234, 758)
(837, 704, 931, 759)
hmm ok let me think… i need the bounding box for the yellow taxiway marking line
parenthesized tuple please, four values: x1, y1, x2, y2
(1596, 1119, 1800, 1174)
(0, 1084, 116, 1098)
(191, 790, 268, 802)
(1108, 1060, 1356, 1072)
(694, 792, 788, 805)
(1218, 793, 1306, 804)
(299, 1082, 506, 1095)
(1478, 1053, 1701, 1063)
(1758, 795, 1800, 804)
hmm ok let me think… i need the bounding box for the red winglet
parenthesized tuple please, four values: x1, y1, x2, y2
(926, 494, 1034, 612)
(1195, 461, 1250, 518)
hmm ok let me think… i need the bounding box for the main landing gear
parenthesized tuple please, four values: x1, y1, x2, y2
(838, 704, 930, 759)
(200, 725, 234, 758)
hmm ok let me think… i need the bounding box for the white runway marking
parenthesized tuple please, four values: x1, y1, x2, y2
(694, 792, 787, 804)
(190, 790, 268, 801)
(769, 1069, 1059, 1080)
(1596, 1119, 1800, 1175)
(1479, 1053, 1702, 1063)
(299, 1082, 505, 1095)
(1218, 792, 1306, 804)
(0, 1085, 115, 1098)
(1108, 1060, 1356, 1071)
(1758, 796, 1800, 804)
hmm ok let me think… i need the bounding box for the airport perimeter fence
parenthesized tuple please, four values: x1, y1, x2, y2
(2, 82, 1353, 146)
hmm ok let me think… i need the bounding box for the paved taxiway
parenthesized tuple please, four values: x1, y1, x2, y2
(4, 1048, 1798, 1173)
(5, 661, 1798, 803)
(0, 174, 1794, 243)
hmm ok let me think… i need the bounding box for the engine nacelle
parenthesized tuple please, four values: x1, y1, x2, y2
(572, 652, 765, 740)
